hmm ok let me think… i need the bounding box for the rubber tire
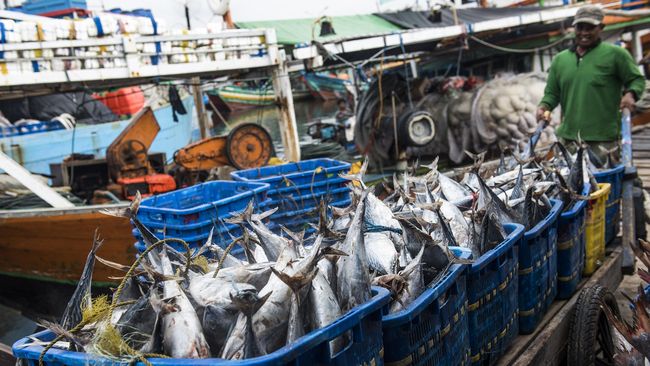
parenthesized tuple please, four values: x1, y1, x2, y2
(567, 285, 620, 366)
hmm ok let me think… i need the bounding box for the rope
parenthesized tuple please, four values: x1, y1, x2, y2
(212, 237, 242, 278)
(109, 238, 191, 315)
(469, 34, 571, 54)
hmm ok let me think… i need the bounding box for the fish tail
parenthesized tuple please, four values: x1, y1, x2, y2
(90, 228, 104, 255)
(281, 225, 304, 244)
(251, 206, 278, 222)
(271, 267, 318, 297)
(225, 200, 256, 224)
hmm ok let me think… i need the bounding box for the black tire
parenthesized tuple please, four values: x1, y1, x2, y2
(567, 285, 620, 366)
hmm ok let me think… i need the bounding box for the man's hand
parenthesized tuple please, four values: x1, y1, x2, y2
(620, 92, 636, 113)
(537, 106, 551, 122)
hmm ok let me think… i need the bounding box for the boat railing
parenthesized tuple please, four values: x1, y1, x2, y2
(0, 28, 280, 92)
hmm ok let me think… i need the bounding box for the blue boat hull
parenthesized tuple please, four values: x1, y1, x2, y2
(0, 96, 195, 175)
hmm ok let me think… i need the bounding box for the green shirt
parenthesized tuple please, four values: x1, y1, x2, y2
(540, 41, 645, 142)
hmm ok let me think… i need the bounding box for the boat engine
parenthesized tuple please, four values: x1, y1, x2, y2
(354, 73, 445, 168)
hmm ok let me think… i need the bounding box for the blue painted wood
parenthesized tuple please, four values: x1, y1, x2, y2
(0, 96, 195, 175)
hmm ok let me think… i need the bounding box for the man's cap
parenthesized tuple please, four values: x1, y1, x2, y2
(572, 5, 604, 26)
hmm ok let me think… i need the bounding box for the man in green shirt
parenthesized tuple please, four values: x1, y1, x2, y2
(537, 5, 645, 163)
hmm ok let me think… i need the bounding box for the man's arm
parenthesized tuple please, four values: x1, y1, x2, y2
(617, 47, 646, 111)
(537, 58, 561, 121)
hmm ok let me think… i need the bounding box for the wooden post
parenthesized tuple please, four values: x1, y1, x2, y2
(191, 77, 209, 139)
(271, 50, 300, 161)
(632, 30, 646, 76)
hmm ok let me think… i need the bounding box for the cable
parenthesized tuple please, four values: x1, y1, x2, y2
(469, 33, 572, 54)
(399, 34, 414, 109)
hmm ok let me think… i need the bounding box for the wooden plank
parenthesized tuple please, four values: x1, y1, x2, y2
(497, 246, 623, 366)
(632, 151, 650, 158)
(0, 151, 74, 208)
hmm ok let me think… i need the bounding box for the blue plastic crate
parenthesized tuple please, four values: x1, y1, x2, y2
(466, 223, 524, 366)
(231, 158, 351, 190)
(594, 164, 624, 245)
(262, 186, 351, 212)
(13, 287, 391, 366)
(21, 0, 87, 14)
(133, 224, 244, 257)
(382, 247, 471, 366)
(137, 181, 269, 226)
(556, 184, 590, 299)
(518, 199, 563, 334)
(265, 178, 349, 205)
(266, 199, 352, 232)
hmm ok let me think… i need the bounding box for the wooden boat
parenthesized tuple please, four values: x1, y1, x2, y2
(302, 72, 353, 101)
(0, 203, 133, 286)
(207, 81, 312, 114)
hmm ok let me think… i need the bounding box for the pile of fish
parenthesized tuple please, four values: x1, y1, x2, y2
(36, 135, 622, 362)
(37, 172, 473, 362)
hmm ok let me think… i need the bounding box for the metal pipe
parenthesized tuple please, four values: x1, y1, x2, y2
(620, 108, 636, 272)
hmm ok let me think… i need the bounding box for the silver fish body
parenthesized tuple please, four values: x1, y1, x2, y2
(159, 248, 210, 358)
(364, 232, 399, 275)
(336, 191, 372, 312)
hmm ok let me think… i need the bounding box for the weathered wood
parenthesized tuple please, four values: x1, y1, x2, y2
(0, 343, 14, 366)
(0, 209, 135, 285)
(498, 246, 623, 366)
(191, 76, 210, 139)
(271, 49, 300, 161)
(632, 151, 650, 158)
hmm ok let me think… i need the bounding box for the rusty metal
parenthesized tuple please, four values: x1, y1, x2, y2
(106, 107, 160, 182)
(174, 123, 273, 171)
(226, 123, 274, 169)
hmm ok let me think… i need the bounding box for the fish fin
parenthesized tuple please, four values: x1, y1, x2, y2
(95, 256, 130, 272)
(421, 156, 440, 173)
(102, 193, 140, 217)
(319, 246, 348, 258)
(252, 207, 278, 222)
(193, 227, 215, 258)
(225, 200, 257, 224)
(281, 225, 304, 244)
(465, 150, 486, 172)
(270, 267, 318, 296)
